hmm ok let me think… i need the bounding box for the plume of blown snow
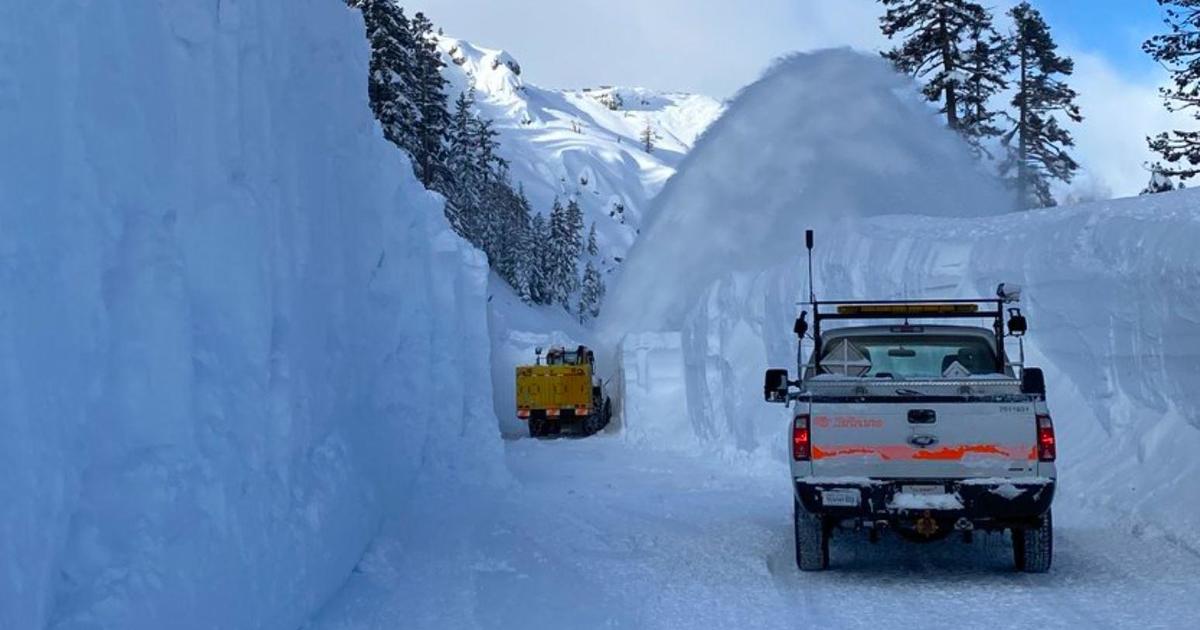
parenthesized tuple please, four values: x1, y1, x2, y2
(600, 49, 1008, 336)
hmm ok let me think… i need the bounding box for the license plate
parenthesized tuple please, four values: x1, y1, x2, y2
(902, 485, 945, 496)
(821, 489, 861, 507)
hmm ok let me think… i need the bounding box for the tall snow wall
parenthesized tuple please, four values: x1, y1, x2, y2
(607, 50, 1200, 548)
(0, 1, 500, 628)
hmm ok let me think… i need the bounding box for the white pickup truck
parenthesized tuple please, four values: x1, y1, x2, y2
(764, 294, 1056, 573)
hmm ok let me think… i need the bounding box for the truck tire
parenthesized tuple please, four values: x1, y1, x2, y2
(581, 411, 603, 436)
(794, 500, 829, 571)
(1013, 510, 1053, 573)
(528, 418, 547, 438)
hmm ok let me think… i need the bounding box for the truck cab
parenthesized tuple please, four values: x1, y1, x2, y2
(765, 296, 1056, 573)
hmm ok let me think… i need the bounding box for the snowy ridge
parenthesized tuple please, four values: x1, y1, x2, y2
(0, 2, 499, 628)
(436, 36, 724, 271)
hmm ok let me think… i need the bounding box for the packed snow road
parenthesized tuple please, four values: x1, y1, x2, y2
(309, 437, 1198, 630)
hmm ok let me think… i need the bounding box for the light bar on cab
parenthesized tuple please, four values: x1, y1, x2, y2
(835, 303, 980, 316)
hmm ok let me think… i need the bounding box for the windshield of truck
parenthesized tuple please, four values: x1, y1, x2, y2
(816, 335, 999, 379)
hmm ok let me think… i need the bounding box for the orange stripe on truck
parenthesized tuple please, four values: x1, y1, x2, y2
(812, 444, 1034, 461)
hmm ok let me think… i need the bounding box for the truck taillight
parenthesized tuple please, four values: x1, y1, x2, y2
(793, 414, 811, 461)
(1037, 414, 1056, 462)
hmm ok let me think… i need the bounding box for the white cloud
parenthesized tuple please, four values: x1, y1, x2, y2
(1064, 51, 1186, 198)
(407, 0, 883, 98)
(406, 0, 1190, 198)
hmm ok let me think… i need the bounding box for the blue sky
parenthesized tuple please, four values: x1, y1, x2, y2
(412, 0, 1186, 197)
(1036, 0, 1163, 75)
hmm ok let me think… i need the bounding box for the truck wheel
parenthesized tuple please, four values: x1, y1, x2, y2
(794, 500, 829, 571)
(528, 419, 546, 438)
(581, 412, 602, 436)
(1013, 510, 1053, 573)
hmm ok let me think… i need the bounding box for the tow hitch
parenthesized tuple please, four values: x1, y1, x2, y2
(955, 517, 975, 543)
(915, 511, 939, 538)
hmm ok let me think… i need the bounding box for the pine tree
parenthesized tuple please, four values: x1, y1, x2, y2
(492, 179, 533, 299)
(409, 12, 450, 189)
(879, 0, 994, 132)
(509, 184, 536, 300)
(443, 88, 481, 239)
(359, 1, 420, 156)
(474, 117, 509, 256)
(586, 222, 599, 257)
(547, 198, 584, 310)
(527, 212, 552, 305)
(577, 262, 605, 324)
(958, 17, 1012, 158)
(1142, 166, 1179, 194)
(1001, 2, 1083, 209)
(640, 122, 655, 153)
(350, 4, 541, 301)
(1144, 1, 1200, 179)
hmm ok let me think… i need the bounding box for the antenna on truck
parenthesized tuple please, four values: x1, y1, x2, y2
(794, 230, 816, 377)
(806, 229, 816, 306)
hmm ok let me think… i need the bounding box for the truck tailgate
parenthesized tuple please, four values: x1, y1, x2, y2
(809, 397, 1038, 479)
(515, 366, 592, 411)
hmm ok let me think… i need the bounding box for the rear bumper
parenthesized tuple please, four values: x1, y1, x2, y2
(794, 477, 1055, 526)
(519, 408, 588, 422)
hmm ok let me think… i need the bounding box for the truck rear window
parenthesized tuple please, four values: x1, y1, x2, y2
(816, 335, 999, 379)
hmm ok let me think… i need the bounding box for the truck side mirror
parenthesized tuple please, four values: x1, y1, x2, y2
(764, 369, 790, 403)
(793, 311, 808, 339)
(1008, 308, 1027, 336)
(1021, 367, 1046, 398)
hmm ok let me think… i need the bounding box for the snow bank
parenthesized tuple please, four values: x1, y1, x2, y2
(617, 333, 692, 446)
(0, 2, 499, 628)
(605, 49, 1200, 549)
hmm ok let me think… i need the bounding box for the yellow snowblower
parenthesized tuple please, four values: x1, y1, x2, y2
(515, 345, 612, 438)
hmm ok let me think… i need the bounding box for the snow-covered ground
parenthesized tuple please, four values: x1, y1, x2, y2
(309, 438, 1200, 630)
(436, 36, 724, 270)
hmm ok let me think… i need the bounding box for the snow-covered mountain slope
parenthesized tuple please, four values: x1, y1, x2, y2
(0, 2, 499, 629)
(605, 49, 1200, 551)
(436, 36, 724, 270)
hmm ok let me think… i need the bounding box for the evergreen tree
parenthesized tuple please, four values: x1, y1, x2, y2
(879, 0, 993, 132)
(492, 180, 533, 299)
(359, 1, 420, 156)
(473, 117, 509, 256)
(443, 87, 482, 238)
(547, 198, 584, 310)
(1142, 166, 1179, 194)
(958, 18, 1012, 158)
(640, 122, 655, 153)
(409, 12, 450, 188)
(586, 222, 599, 257)
(577, 262, 605, 324)
(1144, 1, 1200, 179)
(350, 4, 560, 304)
(1001, 2, 1083, 209)
(527, 212, 552, 305)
